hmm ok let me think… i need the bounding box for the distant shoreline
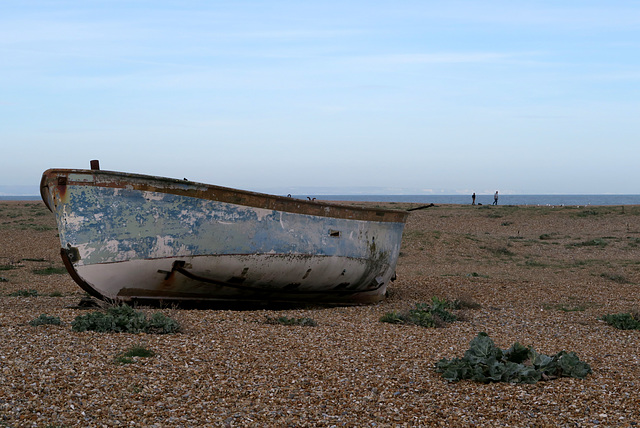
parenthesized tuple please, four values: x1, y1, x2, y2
(300, 194, 640, 206)
(0, 196, 42, 201)
(3, 194, 640, 206)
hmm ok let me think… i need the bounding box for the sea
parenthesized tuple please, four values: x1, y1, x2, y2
(4, 194, 640, 206)
(304, 194, 640, 206)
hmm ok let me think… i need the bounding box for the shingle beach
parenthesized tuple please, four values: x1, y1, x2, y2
(1, 200, 639, 427)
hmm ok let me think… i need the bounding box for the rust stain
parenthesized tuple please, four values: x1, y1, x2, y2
(59, 248, 102, 299)
(56, 176, 68, 204)
(41, 166, 407, 306)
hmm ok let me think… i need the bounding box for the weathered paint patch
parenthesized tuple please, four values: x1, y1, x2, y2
(42, 169, 407, 304)
(54, 186, 403, 268)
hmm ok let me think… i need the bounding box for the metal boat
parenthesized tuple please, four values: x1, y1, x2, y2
(40, 161, 408, 305)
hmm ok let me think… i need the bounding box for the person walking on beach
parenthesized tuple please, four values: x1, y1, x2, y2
(472, 193, 476, 205)
(493, 191, 499, 205)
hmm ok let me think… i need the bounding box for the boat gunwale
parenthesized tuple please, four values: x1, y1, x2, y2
(41, 168, 410, 223)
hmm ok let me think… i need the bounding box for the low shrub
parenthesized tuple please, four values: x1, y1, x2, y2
(600, 273, 630, 284)
(601, 312, 640, 330)
(32, 266, 67, 275)
(406, 306, 439, 327)
(71, 305, 180, 334)
(146, 312, 181, 333)
(29, 225, 54, 231)
(429, 297, 459, 322)
(480, 245, 515, 257)
(466, 272, 489, 279)
(265, 316, 317, 326)
(436, 332, 592, 384)
(544, 302, 590, 312)
(9, 289, 38, 297)
(569, 239, 608, 248)
(29, 314, 62, 326)
(379, 311, 405, 324)
(114, 345, 155, 365)
(577, 209, 599, 217)
(380, 297, 458, 328)
(494, 246, 514, 256)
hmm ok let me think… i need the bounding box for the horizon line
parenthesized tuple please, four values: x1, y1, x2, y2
(3, 192, 640, 198)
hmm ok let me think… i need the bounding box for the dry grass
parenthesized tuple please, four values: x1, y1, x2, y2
(1, 200, 640, 426)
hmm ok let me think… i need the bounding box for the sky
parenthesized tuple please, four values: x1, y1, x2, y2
(1, 0, 639, 196)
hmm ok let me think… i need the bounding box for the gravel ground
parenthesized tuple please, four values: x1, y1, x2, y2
(1, 200, 639, 427)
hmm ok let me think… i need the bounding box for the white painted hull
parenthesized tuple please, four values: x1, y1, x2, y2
(76, 254, 385, 303)
(41, 167, 408, 305)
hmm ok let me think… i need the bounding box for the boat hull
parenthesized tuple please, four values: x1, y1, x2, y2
(41, 169, 408, 305)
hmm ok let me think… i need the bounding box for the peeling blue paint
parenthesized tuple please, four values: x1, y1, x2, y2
(55, 186, 404, 267)
(42, 168, 407, 303)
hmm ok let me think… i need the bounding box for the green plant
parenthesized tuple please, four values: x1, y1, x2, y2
(525, 259, 547, 267)
(544, 302, 590, 312)
(405, 304, 439, 327)
(114, 345, 155, 364)
(71, 305, 180, 334)
(9, 289, 38, 297)
(380, 297, 459, 328)
(569, 239, 608, 248)
(29, 225, 54, 231)
(482, 246, 515, 257)
(466, 272, 488, 278)
(146, 312, 181, 333)
(265, 316, 317, 326)
(0, 264, 17, 271)
(428, 297, 458, 322)
(493, 246, 514, 256)
(600, 273, 630, 284)
(577, 209, 599, 217)
(379, 311, 404, 324)
(627, 238, 640, 247)
(29, 314, 62, 326)
(600, 312, 640, 330)
(435, 332, 592, 384)
(32, 266, 67, 275)
(0, 276, 8, 283)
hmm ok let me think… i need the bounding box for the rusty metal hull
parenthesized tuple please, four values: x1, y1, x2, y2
(40, 168, 408, 305)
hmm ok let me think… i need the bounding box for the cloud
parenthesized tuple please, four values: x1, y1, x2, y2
(356, 52, 514, 65)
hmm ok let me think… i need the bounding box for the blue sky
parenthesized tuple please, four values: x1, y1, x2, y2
(1, 1, 638, 196)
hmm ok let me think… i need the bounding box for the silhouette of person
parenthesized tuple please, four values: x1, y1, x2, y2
(472, 193, 476, 205)
(493, 191, 499, 205)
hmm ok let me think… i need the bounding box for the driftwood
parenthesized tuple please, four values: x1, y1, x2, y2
(406, 203, 435, 212)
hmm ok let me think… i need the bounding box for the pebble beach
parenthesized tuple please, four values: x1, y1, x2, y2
(1, 200, 639, 427)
